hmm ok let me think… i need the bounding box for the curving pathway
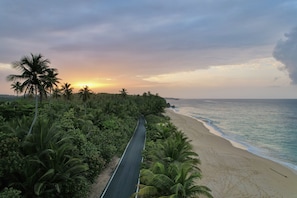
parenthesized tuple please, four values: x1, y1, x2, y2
(100, 116, 146, 198)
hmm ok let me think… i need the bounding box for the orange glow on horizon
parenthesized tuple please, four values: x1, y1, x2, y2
(73, 81, 113, 90)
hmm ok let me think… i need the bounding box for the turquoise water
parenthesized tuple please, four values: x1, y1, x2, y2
(166, 99, 297, 171)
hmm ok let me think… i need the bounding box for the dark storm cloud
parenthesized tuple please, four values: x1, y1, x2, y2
(273, 26, 297, 84)
(0, 0, 297, 74)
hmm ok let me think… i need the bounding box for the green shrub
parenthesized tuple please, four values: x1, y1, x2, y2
(82, 142, 105, 182)
(61, 177, 90, 198)
(0, 187, 22, 198)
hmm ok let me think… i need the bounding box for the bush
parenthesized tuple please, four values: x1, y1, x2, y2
(0, 187, 22, 198)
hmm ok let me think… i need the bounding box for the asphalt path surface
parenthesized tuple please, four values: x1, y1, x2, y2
(101, 116, 146, 198)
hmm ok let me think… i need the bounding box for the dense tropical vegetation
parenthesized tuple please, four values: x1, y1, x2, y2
(1, 53, 212, 197)
(135, 115, 213, 197)
(0, 92, 168, 197)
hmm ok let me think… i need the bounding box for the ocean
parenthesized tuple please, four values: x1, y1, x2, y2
(166, 99, 297, 171)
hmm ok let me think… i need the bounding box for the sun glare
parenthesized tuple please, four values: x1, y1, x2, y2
(73, 81, 114, 91)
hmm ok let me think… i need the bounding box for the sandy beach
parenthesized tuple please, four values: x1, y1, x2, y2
(165, 109, 297, 198)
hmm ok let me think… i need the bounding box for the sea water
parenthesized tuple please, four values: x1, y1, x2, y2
(166, 99, 297, 171)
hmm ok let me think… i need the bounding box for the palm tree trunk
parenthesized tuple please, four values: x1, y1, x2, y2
(28, 88, 39, 135)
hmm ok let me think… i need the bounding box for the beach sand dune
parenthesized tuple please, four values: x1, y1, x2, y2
(165, 110, 297, 198)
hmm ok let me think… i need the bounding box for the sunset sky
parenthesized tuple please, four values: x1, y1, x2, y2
(1, 0, 297, 98)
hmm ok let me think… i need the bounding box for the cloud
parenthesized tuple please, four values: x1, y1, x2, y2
(143, 57, 289, 89)
(0, 63, 15, 94)
(0, 0, 296, 77)
(273, 26, 297, 84)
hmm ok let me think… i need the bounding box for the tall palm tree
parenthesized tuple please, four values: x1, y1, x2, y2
(79, 86, 92, 116)
(7, 53, 57, 135)
(79, 85, 92, 103)
(52, 87, 62, 99)
(7, 53, 52, 98)
(11, 81, 23, 96)
(61, 83, 73, 100)
(120, 88, 127, 97)
(43, 68, 60, 97)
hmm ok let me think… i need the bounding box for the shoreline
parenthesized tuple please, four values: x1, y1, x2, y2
(198, 116, 249, 151)
(165, 109, 297, 197)
(197, 115, 297, 175)
(172, 108, 297, 174)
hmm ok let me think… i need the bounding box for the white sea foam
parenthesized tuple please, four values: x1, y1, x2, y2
(167, 98, 297, 172)
(191, 115, 248, 151)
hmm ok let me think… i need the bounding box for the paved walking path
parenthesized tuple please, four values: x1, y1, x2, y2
(100, 116, 146, 198)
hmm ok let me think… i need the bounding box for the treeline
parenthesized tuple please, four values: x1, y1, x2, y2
(2, 53, 212, 197)
(0, 93, 167, 197)
(136, 114, 213, 197)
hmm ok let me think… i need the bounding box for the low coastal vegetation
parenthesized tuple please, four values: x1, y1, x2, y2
(135, 114, 213, 198)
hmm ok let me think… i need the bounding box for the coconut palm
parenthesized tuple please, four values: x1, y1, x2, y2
(79, 85, 92, 103)
(43, 68, 60, 97)
(137, 162, 212, 198)
(138, 162, 175, 197)
(120, 88, 127, 97)
(52, 88, 62, 99)
(161, 131, 200, 166)
(61, 83, 73, 100)
(148, 131, 200, 168)
(170, 163, 212, 198)
(11, 81, 23, 96)
(152, 122, 177, 141)
(7, 53, 53, 99)
(7, 53, 57, 135)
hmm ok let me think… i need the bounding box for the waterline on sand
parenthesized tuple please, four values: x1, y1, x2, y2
(167, 99, 297, 173)
(165, 109, 297, 197)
